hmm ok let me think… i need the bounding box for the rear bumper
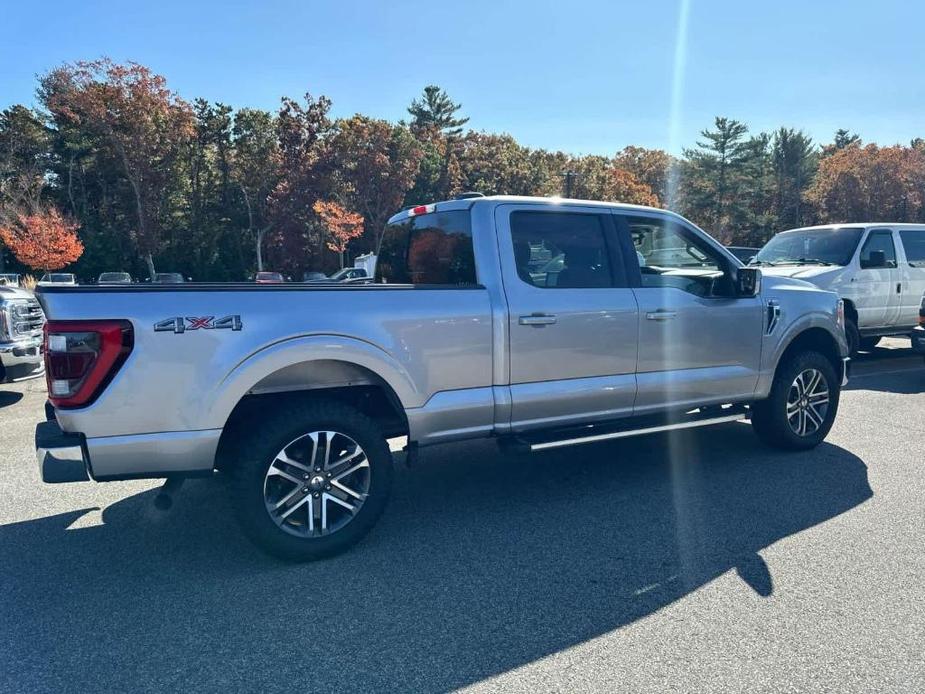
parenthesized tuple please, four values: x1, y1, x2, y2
(35, 420, 90, 483)
(36, 412, 221, 483)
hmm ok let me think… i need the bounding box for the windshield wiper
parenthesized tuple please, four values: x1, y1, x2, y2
(793, 258, 835, 266)
(748, 259, 778, 266)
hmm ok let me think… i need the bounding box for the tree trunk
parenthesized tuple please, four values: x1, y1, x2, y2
(256, 224, 271, 272)
(114, 139, 155, 280)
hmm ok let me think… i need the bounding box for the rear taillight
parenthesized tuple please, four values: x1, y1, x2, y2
(43, 320, 133, 408)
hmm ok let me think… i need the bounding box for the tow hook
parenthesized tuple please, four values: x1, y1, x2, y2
(153, 476, 185, 511)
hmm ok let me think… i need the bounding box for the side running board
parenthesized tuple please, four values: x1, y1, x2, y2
(502, 405, 750, 453)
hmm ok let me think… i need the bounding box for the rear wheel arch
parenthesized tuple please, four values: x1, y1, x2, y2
(216, 359, 409, 471)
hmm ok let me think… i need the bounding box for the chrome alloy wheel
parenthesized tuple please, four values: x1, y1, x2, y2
(786, 368, 829, 437)
(263, 431, 371, 537)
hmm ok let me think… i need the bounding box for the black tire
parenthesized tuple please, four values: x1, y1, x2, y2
(859, 336, 881, 351)
(751, 350, 840, 450)
(845, 319, 860, 357)
(226, 397, 393, 561)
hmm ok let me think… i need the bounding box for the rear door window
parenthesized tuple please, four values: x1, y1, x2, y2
(376, 210, 477, 285)
(509, 211, 623, 288)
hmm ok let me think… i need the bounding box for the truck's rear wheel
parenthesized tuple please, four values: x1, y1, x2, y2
(227, 398, 393, 561)
(751, 350, 840, 450)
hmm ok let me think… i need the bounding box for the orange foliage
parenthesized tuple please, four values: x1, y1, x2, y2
(312, 200, 364, 257)
(0, 208, 83, 271)
(806, 144, 925, 222)
(609, 168, 660, 207)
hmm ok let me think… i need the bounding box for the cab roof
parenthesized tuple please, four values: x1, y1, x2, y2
(387, 195, 675, 225)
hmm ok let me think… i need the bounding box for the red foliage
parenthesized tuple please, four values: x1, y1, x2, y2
(312, 200, 364, 258)
(0, 208, 83, 271)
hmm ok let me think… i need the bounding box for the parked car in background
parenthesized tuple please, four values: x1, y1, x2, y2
(752, 224, 925, 355)
(330, 267, 368, 282)
(152, 273, 187, 284)
(0, 273, 21, 287)
(0, 283, 44, 381)
(37, 273, 77, 286)
(98, 272, 133, 285)
(34, 195, 849, 561)
(302, 271, 328, 282)
(255, 271, 285, 284)
(726, 246, 761, 263)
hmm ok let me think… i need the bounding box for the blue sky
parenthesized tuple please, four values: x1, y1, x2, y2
(1, 0, 921, 155)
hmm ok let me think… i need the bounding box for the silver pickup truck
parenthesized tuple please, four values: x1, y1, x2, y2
(1, 284, 45, 382)
(34, 196, 849, 560)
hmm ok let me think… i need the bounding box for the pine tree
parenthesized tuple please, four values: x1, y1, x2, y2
(681, 117, 752, 239)
(771, 128, 817, 231)
(407, 85, 469, 137)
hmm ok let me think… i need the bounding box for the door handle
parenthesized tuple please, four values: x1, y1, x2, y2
(645, 311, 677, 321)
(897, 283, 902, 294)
(519, 313, 557, 326)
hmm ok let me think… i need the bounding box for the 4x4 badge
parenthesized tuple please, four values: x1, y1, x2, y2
(154, 315, 243, 334)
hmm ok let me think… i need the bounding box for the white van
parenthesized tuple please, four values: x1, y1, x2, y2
(753, 224, 925, 355)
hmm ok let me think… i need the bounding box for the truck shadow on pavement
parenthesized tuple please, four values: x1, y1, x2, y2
(0, 390, 23, 408)
(0, 423, 872, 692)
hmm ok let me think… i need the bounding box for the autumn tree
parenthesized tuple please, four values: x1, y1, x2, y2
(313, 200, 364, 268)
(0, 207, 83, 272)
(38, 59, 195, 279)
(609, 169, 660, 207)
(232, 108, 280, 271)
(0, 106, 52, 271)
(458, 132, 545, 196)
(267, 93, 334, 274)
(613, 146, 674, 205)
(332, 115, 422, 252)
(806, 143, 925, 223)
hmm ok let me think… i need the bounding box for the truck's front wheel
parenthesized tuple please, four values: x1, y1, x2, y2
(751, 350, 840, 450)
(227, 398, 393, 561)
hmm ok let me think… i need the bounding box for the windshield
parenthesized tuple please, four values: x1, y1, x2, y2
(43, 273, 74, 282)
(754, 227, 863, 266)
(99, 273, 130, 282)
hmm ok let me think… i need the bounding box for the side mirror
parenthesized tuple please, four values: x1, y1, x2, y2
(861, 250, 886, 269)
(736, 266, 761, 297)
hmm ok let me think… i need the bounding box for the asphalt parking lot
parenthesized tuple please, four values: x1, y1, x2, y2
(1, 340, 924, 693)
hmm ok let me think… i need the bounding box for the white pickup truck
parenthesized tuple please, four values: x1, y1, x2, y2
(35, 196, 849, 560)
(752, 224, 925, 354)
